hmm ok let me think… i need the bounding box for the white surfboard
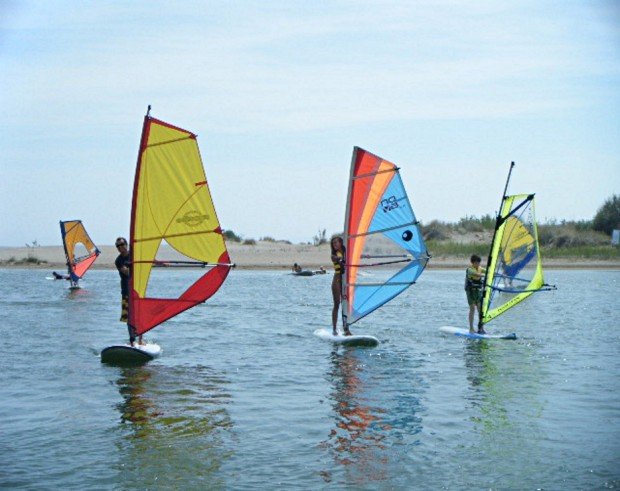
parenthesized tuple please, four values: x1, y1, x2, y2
(439, 326, 517, 340)
(314, 328, 379, 347)
(101, 343, 162, 365)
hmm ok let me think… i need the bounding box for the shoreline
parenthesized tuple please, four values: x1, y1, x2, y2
(1, 244, 619, 271)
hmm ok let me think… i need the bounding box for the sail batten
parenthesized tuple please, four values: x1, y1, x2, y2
(342, 147, 429, 328)
(349, 220, 419, 238)
(135, 228, 222, 243)
(129, 113, 231, 335)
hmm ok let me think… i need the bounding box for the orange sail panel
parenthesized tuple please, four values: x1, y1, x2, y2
(59, 220, 100, 281)
(129, 115, 232, 335)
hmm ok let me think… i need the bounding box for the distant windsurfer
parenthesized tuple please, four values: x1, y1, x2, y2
(331, 236, 352, 336)
(465, 254, 486, 334)
(115, 237, 143, 346)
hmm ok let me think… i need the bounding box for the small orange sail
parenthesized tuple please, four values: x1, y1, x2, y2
(59, 220, 100, 282)
(129, 111, 233, 335)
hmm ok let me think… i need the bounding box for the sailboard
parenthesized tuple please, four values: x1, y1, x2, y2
(316, 147, 430, 346)
(101, 106, 233, 365)
(440, 161, 556, 340)
(59, 220, 100, 288)
(439, 326, 517, 340)
(101, 343, 162, 365)
(314, 328, 379, 347)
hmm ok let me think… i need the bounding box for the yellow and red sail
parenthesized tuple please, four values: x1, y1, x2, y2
(129, 115, 232, 335)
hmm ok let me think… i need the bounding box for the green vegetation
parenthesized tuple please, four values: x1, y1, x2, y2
(592, 194, 620, 236)
(313, 228, 327, 246)
(223, 230, 242, 242)
(2, 256, 47, 265)
(421, 204, 620, 260)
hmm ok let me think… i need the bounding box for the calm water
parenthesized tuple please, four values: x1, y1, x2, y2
(0, 268, 618, 490)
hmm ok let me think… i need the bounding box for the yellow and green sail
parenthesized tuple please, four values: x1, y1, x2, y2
(481, 193, 550, 326)
(129, 113, 232, 335)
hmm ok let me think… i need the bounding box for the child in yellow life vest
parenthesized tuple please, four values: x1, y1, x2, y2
(465, 254, 486, 334)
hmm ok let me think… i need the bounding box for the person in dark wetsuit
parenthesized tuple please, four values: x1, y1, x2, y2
(465, 254, 486, 334)
(52, 271, 70, 280)
(115, 237, 142, 346)
(330, 236, 351, 337)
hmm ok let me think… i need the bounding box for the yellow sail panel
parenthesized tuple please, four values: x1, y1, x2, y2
(501, 216, 535, 265)
(132, 118, 227, 298)
(482, 194, 545, 325)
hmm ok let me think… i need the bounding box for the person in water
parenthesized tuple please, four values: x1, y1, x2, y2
(52, 271, 70, 280)
(292, 263, 302, 273)
(331, 236, 352, 336)
(465, 254, 486, 334)
(115, 237, 143, 346)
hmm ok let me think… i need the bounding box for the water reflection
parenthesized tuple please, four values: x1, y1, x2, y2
(323, 347, 389, 484)
(113, 365, 233, 489)
(462, 339, 547, 480)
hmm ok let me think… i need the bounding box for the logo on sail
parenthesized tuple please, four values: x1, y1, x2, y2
(381, 196, 399, 212)
(176, 210, 210, 227)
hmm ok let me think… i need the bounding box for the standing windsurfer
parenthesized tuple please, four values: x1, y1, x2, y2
(331, 236, 352, 336)
(115, 237, 142, 346)
(465, 254, 486, 334)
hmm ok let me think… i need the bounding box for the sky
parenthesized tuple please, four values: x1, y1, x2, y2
(1, 1, 619, 246)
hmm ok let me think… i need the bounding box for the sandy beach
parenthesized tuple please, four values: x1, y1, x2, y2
(1, 242, 618, 270)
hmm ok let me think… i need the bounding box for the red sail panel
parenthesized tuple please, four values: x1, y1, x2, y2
(130, 252, 231, 335)
(72, 253, 99, 278)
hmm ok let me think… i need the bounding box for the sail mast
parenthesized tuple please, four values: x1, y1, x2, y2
(341, 147, 359, 331)
(59, 221, 72, 278)
(480, 161, 514, 329)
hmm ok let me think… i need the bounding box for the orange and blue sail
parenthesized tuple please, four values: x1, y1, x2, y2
(129, 112, 233, 335)
(59, 220, 100, 282)
(342, 147, 430, 328)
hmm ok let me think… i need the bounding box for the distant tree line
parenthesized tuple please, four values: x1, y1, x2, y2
(220, 195, 619, 249)
(421, 194, 620, 248)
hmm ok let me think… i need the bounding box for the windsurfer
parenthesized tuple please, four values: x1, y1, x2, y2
(115, 237, 143, 346)
(331, 236, 352, 336)
(465, 254, 486, 334)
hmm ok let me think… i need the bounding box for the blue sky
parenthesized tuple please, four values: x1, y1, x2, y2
(1, 1, 619, 246)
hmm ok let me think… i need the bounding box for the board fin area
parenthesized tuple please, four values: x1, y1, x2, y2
(439, 326, 517, 340)
(101, 343, 162, 366)
(314, 328, 379, 347)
